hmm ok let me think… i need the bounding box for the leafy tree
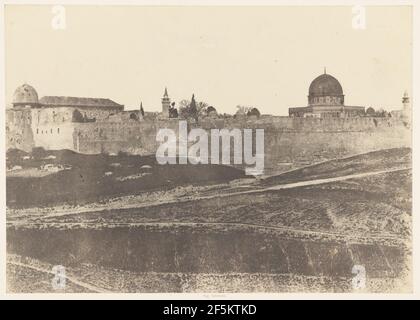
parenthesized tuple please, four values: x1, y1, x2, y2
(178, 95, 207, 121)
(206, 106, 217, 115)
(247, 107, 261, 118)
(235, 105, 251, 116)
(197, 101, 209, 117)
(235, 105, 260, 118)
(178, 99, 190, 109)
(169, 102, 178, 118)
(178, 99, 191, 119)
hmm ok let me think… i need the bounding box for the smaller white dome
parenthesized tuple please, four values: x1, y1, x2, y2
(12, 84, 39, 105)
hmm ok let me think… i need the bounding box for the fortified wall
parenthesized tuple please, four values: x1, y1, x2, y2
(73, 116, 410, 174)
(197, 116, 410, 172)
(6, 81, 411, 174)
(73, 119, 180, 155)
(7, 105, 411, 174)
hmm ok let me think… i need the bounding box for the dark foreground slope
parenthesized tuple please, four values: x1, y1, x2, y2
(6, 149, 247, 208)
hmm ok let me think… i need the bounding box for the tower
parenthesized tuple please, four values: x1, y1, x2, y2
(161, 87, 170, 118)
(402, 91, 411, 119)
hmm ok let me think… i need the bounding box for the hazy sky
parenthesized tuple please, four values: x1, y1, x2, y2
(5, 5, 412, 115)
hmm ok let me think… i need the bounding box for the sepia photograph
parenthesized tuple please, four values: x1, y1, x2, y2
(1, 1, 417, 301)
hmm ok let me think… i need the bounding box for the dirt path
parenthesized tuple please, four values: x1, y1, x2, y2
(262, 167, 410, 191)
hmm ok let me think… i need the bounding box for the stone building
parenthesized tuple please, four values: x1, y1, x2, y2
(6, 83, 170, 152)
(289, 71, 365, 118)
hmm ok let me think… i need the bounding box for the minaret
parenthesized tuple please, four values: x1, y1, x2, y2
(402, 91, 410, 119)
(161, 87, 170, 118)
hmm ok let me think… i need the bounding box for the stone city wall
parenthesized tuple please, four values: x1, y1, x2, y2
(6, 112, 411, 174)
(73, 116, 411, 173)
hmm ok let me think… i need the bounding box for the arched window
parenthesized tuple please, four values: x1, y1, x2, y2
(57, 128, 60, 134)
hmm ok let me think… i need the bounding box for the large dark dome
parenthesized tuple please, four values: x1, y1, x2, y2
(309, 73, 343, 96)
